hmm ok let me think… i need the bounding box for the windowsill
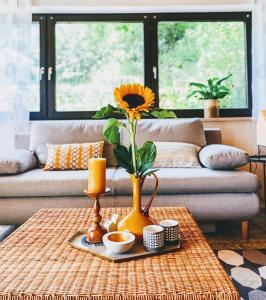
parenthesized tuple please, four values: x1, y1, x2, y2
(202, 117, 254, 122)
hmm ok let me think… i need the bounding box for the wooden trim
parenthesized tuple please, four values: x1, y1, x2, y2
(241, 221, 249, 240)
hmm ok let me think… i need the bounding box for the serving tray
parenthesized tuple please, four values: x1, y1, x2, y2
(68, 231, 182, 263)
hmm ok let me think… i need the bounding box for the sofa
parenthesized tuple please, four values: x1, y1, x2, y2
(0, 119, 260, 238)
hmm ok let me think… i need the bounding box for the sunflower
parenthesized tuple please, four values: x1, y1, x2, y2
(114, 83, 155, 122)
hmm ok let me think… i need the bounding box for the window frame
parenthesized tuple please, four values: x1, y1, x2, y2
(31, 14, 47, 120)
(32, 11, 252, 120)
(155, 12, 252, 118)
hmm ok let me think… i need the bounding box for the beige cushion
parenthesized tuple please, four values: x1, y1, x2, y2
(0, 150, 38, 175)
(153, 142, 201, 168)
(114, 167, 259, 195)
(0, 168, 116, 197)
(120, 118, 206, 147)
(29, 121, 117, 167)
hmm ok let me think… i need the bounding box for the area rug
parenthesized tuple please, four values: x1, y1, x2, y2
(0, 225, 16, 242)
(217, 249, 266, 300)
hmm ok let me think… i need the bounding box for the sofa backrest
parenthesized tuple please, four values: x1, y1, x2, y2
(120, 118, 207, 147)
(29, 120, 116, 166)
(15, 119, 222, 165)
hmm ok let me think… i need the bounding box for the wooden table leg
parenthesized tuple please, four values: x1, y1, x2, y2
(242, 221, 249, 240)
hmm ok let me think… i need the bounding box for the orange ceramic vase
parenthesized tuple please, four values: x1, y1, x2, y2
(117, 174, 158, 241)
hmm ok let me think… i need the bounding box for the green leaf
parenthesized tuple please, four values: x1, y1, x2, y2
(197, 91, 210, 99)
(93, 104, 118, 119)
(138, 141, 157, 163)
(189, 82, 207, 89)
(216, 91, 229, 99)
(142, 169, 159, 177)
(137, 141, 157, 176)
(208, 79, 214, 90)
(113, 145, 134, 174)
(103, 118, 120, 145)
(186, 90, 198, 99)
(216, 74, 232, 86)
(150, 110, 176, 119)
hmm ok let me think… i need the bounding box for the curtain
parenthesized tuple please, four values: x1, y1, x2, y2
(0, 0, 31, 149)
(253, 0, 266, 117)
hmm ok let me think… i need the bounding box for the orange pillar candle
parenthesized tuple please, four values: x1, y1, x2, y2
(87, 158, 106, 194)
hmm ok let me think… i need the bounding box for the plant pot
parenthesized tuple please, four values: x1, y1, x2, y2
(204, 99, 219, 118)
(117, 175, 157, 241)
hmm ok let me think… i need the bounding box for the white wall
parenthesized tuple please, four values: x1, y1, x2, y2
(203, 118, 256, 154)
(32, 0, 254, 7)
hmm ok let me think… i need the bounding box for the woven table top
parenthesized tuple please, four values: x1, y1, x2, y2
(0, 207, 239, 300)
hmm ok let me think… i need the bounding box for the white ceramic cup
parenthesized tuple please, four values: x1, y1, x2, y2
(143, 225, 165, 252)
(159, 219, 179, 245)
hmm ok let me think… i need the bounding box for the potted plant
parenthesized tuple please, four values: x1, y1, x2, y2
(187, 74, 232, 118)
(94, 83, 175, 240)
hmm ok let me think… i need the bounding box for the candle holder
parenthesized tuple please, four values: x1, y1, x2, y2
(84, 187, 111, 244)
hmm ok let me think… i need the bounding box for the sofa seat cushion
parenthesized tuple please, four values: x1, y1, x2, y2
(114, 168, 260, 195)
(0, 168, 116, 198)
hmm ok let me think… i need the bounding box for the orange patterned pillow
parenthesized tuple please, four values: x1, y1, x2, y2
(43, 141, 104, 170)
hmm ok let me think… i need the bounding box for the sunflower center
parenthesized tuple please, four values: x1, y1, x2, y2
(122, 94, 145, 109)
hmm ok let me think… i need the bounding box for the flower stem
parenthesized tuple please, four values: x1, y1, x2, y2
(129, 121, 137, 176)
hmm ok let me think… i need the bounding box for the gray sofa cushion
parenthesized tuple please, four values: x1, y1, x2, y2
(120, 118, 206, 147)
(0, 193, 259, 225)
(114, 193, 260, 221)
(114, 167, 259, 194)
(0, 150, 38, 175)
(0, 168, 116, 197)
(199, 144, 249, 170)
(29, 120, 117, 167)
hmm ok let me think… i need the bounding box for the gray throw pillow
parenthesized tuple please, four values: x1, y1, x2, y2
(199, 144, 249, 170)
(0, 149, 38, 175)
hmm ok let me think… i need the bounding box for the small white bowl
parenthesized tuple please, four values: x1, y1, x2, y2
(103, 231, 135, 254)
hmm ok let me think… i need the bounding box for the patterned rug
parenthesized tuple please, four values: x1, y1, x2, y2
(1, 225, 266, 299)
(217, 249, 266, 300)
(0, 225, 16, 242)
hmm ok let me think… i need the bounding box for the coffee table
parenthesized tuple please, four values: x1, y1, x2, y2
(0, 207, 239, 300)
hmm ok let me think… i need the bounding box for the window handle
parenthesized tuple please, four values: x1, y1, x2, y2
(48, 67, 53, 81)
(39, 66, 45, 81)
(153, 66, 157, 80)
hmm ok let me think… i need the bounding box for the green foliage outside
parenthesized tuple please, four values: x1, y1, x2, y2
(56, 22, 144, 111)
(159, 21, 247, 109)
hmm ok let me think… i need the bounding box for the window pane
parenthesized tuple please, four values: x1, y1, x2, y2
(29, 22, 40, 112)
(55, 22, 144, 111)
(158, 21, 247, 109)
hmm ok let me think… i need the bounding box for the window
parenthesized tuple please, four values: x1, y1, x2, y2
(158, 21, 247, 110)
(55, 22, 144, 112)
(32, 12, 252, 120)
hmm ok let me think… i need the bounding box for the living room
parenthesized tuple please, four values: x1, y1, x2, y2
(0, 0, 265, 299)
